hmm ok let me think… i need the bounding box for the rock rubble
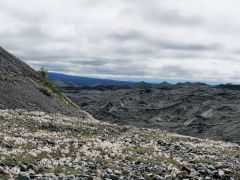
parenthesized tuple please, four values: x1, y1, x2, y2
(0, 109, 239, 179)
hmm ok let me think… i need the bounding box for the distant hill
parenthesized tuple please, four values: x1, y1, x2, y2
(48, 72, 134, 86)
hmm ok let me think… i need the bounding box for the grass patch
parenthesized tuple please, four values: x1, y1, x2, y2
(0, 174, 9, 180)
(53, 167, 83, 175)
(2, 155, 40, 166)
(37, 67, 78, 107)
(212, 146, 240, 157)
(124, 145, 154, 154)
(234, 172, 240, 180)
(39, 87, 52, 96)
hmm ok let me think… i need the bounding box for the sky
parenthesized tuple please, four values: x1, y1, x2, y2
(1, 0, 240, 83)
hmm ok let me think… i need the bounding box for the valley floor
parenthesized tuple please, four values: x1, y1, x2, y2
(0, 109, 239, 179)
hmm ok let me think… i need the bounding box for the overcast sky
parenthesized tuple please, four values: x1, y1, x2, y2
(1, 0, 240, 83)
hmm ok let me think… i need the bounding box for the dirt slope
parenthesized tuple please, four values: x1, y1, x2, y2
(0, 47, 88, 117)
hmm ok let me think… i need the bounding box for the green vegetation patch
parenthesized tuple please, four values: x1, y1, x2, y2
(37, 67, 78, 107)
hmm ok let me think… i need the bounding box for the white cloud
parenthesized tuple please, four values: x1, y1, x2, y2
(1, 0, 240, 83)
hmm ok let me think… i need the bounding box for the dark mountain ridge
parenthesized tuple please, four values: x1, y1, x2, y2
(53, 79, 240, 144)
(48, 72, 134, 86)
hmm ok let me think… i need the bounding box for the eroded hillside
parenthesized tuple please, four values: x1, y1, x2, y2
(55, 83, 240, 144)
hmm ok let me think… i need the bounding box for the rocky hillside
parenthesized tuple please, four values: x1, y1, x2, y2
(54, 82, 240, 144)
(0, 47, 88, 117)
(1, 47, 239, 179)
(0, 109, 239, 179)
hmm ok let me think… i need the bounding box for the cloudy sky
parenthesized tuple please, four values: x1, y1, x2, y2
(1, 0, 240, 83)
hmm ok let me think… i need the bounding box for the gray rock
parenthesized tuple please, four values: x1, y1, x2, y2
(18, 172, 30, 180)
(46, 139, 56, 146)
(33, 174, 43, 178)
(114, 170, 122, 175)
(144, 173, 154, 179)
(106, 168, 113, 174)
(27, 163, 36, 170)
(19, 164, 28, 171)
(206, 165, 215, 171)
(204, 176, 211, 180)
(165, 175, 174, 180)
(194, 163, 209, 173)
(0, 166, 5, 174)
(198, 169, 207, 175)
(0, 161, 6, 167)
(218, 169, 225, 176)
(109, 174, 119, 180)
(177, 171, 189, 178)
(2, 143, 14, 149)
(152, 175, 164, 180)
(43, 173, 58, 179)
(28, 169, 35, 178)
(223, 168, 232, 174)
(67, 174, 76, 179)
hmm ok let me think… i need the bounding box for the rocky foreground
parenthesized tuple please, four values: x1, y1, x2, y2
(0, 109, 239, 180)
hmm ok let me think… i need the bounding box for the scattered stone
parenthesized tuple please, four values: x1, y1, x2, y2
(27, 164, 35, 170)
(223, 168, 232, 174)
(0, 109, 238, 180)
(33, 174, 43, 178)
(67, 174, 76, 179)
(106, 168, 113, 174)
(2, 143, 14, 149)
(18, 164, 27, 172)
(0, 166, 5, 174)
(152, 175, 164, 180)
(46, 139, 55, 146)
(177, 171, 189, 178)
(28, 169, 35, 177)
(182, 165, 191, 174)
(165, 175, 174, 180)
(206, 165, 215, 171)
(218, 169, 225, 176)
(43, 172, 58, 179)
(108, 174, 119, 180)
(114, 170, 122, 175)
(17, 172, 30, 180)
(0, 161, 6, 167)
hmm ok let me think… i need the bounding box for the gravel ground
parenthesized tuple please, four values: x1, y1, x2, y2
(0, 109, 239, 180)
(0, 46, 83, 117)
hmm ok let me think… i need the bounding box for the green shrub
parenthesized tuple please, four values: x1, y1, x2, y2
(39, 87, 52, 96)
(38, 67, 47, 79)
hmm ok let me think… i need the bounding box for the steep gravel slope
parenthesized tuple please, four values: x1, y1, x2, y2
(56, 83, 240, 144)
(0, 109, 239, 179)
(0, 47, 88, 117)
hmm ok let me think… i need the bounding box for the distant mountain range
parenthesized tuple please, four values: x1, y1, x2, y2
(51, 75, 240, 144)
(48, 72, 134, 86)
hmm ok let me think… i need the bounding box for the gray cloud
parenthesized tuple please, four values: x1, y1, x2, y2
(0, 0, 240, 83)
(126, 1, 204, 27)
(110, 30, 221, 52)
